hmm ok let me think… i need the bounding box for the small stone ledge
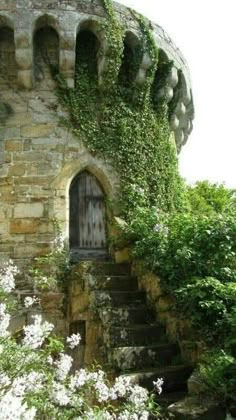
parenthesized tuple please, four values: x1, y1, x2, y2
(168, 396, 226, 420)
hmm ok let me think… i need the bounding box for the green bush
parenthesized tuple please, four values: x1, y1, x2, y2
(199, 350, 236, 404)
(127, 211, 236, 288)
(175, 277, 236, 343)
(187, 180, 236, 215)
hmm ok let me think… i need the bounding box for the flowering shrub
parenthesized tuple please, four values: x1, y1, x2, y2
(0, 261, 162, 419)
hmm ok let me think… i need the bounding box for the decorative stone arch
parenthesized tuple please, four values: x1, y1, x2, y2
(76, 18, 104, 41)
(75, 19, 104, 85)
(0, 15, 17, 85)
(0, 14, 15, 30)
(119, 30, 142, 86)
(32, 14, 60, 86)
(51, 152, 119, 244)
(32, 13, 60, 36)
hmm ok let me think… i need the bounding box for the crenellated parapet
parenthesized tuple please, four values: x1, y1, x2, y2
(0, 0, 194, 151)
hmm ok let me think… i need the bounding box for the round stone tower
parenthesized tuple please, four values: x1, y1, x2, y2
(0, 0, 194, 267)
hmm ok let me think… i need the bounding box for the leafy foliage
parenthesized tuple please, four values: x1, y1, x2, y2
(199, 351, 236, 404)
(126, 210, 236, 288)
(56, 0, 184, 220)
(175, 277, 236, 343)
(187, 180, 236, 215)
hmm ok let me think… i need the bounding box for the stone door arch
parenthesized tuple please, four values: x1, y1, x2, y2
(69, 170, 107, 260)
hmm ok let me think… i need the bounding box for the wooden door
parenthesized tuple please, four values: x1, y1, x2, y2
(69, 171, 107, 259)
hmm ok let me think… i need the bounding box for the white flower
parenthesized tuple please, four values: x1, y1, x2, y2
(22, 315, 54, 349)
(11, 372, 44, 398)
(153, 223, 162, 233)
(153, 377, 164, 395)
(128, 385, 149, 408)
(112, 376, 132, 398)
(52, 382, 71, 406)
(47, 355, 53, 365)
(55, 353, 73, 381)
(0, 373, 10, 388)
(69, 369, 88, 389)
(94, 381, 110, 402)
(0, 392, 36, 420)
(118, 411, 138, 420)
(66, 333, 81, 349)
(0, 303, 10, 338)
(24, 296, 40, 308)
(54, 232, 65, 252)
(0, 260, 18, 293)
(139, 410, 149, 420)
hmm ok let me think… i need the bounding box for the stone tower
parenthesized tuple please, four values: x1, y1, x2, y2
(0, 0, 194, 268)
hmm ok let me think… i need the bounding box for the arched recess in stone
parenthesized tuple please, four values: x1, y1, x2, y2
(50, 152, 119, 243)
(0, 16, 17, 86)
(151, 49, 177, 107)
(33, 15, 60, 87)
(118, 31, 142, 88)
(75, 20, 102, 86)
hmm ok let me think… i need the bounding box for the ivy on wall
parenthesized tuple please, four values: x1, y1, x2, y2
(57, 0, 185, 220)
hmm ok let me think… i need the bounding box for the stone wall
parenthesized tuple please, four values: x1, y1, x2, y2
(132, 261, 206, 365)
(0, 0, 194, 268)
(0, 88, 118, 268)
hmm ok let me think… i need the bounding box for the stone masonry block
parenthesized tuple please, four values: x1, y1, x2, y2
(17, 70, 33, 89)
(14, 202, 44, 218)
(8, 164, 27, 176)
(10, 219, 41, 234)
(5, 140, 23, 152)
(16, 48, 32, 70)
(21, 124, 56, 138)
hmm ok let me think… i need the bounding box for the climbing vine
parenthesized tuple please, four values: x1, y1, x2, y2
(57, 0, 185, 220)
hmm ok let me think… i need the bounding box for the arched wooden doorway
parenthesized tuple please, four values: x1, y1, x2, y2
(69, 171, 107, 260)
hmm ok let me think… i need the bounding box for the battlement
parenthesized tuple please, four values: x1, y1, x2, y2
(0, 0, 193, 150)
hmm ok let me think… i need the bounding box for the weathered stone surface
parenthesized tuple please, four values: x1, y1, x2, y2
(14, 202, 44, 218)
(8, 164, 27, 176)
(188, 370, 208, 395)
(41, 292, 64, 313)
(5, 140, 23, 152)
(168, 396, 226, 419)
(114, 247, 131, 263)
(10, 219, 42, 234)
(21, 123, 56, 138)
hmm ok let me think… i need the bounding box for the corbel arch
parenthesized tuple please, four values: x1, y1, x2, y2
(33, 14, 60, 85)
(75, 19, 103, 84)
(0, 15, 17, 85)
(119, 30, 142, 86)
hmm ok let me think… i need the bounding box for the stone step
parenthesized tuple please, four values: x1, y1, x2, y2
(121, 364, 193, 392)
(167, 396, 226, 419)
(156, 391, 187, 407)
(106, 324, 166, 347)
(124, 365, 193, 394)
(104, 290, 146, 306)
(98, 306, 154, 326)
(93, 275, 138, 291)
(110, 343, 180, 371)
(91, 262, 131, 276)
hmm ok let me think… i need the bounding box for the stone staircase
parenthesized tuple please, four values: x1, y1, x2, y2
(92, 262, 193, 404)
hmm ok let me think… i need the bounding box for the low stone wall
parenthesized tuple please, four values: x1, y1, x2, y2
(68, 262, 106, 367)
(131, 261, 206, 365)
